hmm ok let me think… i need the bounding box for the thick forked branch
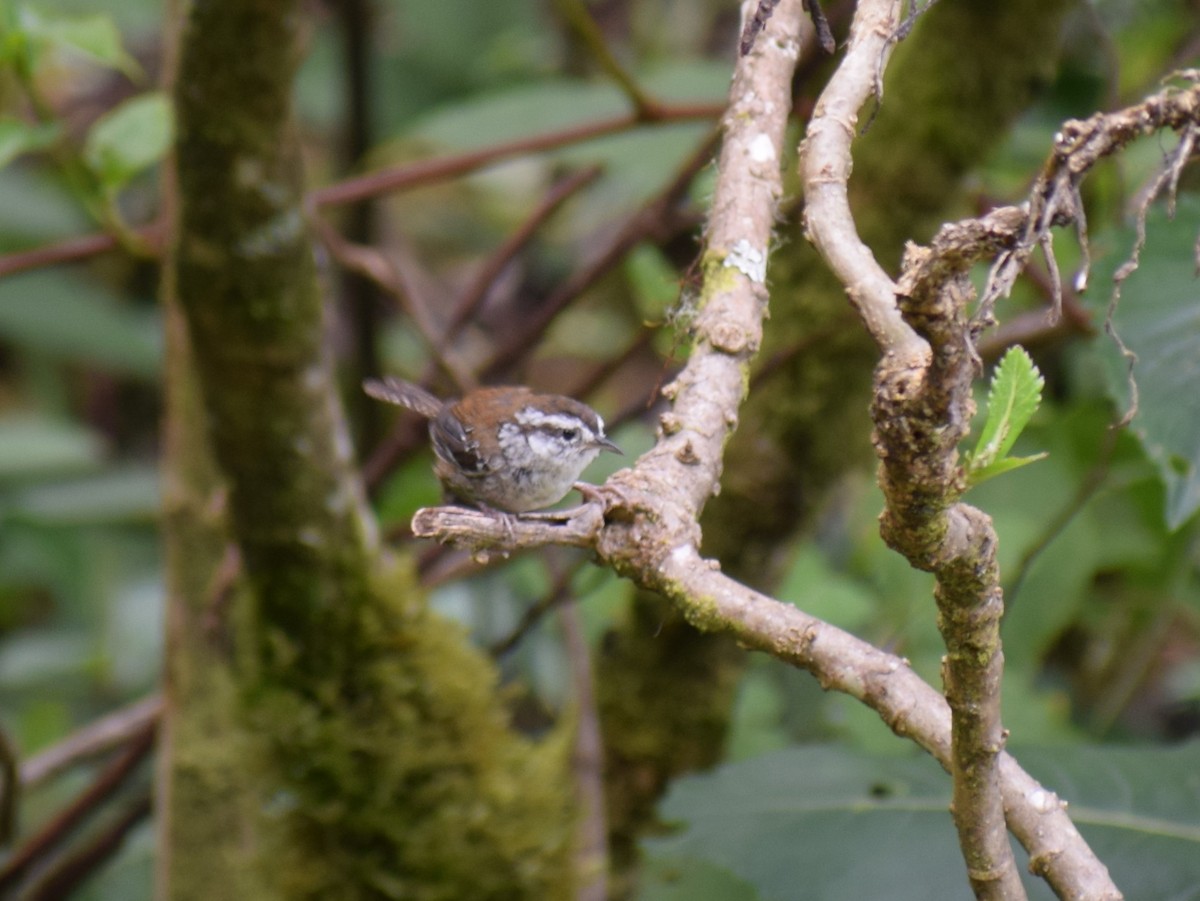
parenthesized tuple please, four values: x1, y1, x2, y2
(800, 0, 928, 362)
(417, 1, 1121, 897)
(801, 2, 1023, 895)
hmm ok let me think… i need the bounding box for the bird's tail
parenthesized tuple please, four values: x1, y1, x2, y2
(362, 377, 444, 418)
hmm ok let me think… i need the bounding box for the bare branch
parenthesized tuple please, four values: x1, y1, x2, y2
(800, 2, 1023, 889)
(482, 130, 719, 380)
(800, 0, 928, 360)
(20, 695, 163, 789)
(312, 105, 722, 208)
(438, 166, 604, 358)
(413, 504, 604, 554)
(562, 600, 608, 901)
(416, 499, 1122, 899)
(20, 792, 153, 901)
(982, 76, 1200, 318)
(0, 108, 721, 280)
(0, 724, 155, 893)
(0, 227, 158, 279)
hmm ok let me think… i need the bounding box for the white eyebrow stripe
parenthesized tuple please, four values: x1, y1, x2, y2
(515, 409, 594, 434)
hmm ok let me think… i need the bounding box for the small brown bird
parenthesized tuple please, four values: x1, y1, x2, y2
(364, 377, 621, 513)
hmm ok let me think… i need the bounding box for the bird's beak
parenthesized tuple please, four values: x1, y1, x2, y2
(596, 436, 623, 455)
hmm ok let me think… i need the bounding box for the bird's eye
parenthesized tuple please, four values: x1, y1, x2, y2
(560, 428, 578, 442)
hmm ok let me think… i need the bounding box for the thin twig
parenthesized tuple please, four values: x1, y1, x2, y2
(0, 723, 156, 892)
(804, 0, 836, 53)
(489, 561, 586, 657)
(0, 226, 157, 279)
(741, 0, 783, 55)
(482, 128, 719, 380)
(20, 695, 163, 789)
(313, 217, 476, 389)
(550, 0, 665, 119)
(561, 599, 608, 901)
(311, 104, 721, 209)
(438, 166, 605, 355)
(1004, 426, 1119, 615)
(21, 791, 153, 901)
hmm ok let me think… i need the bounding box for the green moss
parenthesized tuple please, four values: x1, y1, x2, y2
(675, 589, 723, 634)
(243, 561, 576, 900)
(162, 664, 266, 900)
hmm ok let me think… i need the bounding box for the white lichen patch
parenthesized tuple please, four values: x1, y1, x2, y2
(1027, 789, 1061, 813)
(237, 210, 303, 258)
(748, 132, 776, 163)
(725, 239, 767, 283)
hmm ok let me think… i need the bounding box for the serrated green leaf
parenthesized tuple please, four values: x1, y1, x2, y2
(969, 346, 1045, 470)
(83, 92, 173, 191)
(0, 118, 60, 169)
(1087, 195, 1200, 529)
(16, 7, 141, 78)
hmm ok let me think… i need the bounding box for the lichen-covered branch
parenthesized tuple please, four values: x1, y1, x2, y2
(800, 2, 1022, 895)
(982, 76, 1200, 319)
(872, 290, 1019, 898)
(799, 0, 928, 362)
(415, 498, 1121, 899)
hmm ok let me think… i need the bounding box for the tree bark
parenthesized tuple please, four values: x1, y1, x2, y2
(161, 1, 575, 897)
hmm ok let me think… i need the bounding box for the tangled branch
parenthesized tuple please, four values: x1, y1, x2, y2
(414, 1, 1146, 898)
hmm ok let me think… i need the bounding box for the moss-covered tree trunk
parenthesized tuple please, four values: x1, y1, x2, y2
(159, 1, 574, 897)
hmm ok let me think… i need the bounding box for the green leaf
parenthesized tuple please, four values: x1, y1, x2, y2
(0, 414, 105, 480)
(83, 91, 173, 191)
(1087, 195, 1200, 529)
(16, 7, 141, 78)
(645, 746, 1003, 901)
(0, 118, 60, 170)
(644, 744, 1200, 901)
(641, 857, 761, 901)
(0, 270, 162, 379)
(4, 467, 160, 525)
(966, 346, 1045, 486)
(625, 244, 681, 323)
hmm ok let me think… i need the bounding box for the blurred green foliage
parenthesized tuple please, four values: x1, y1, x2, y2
(1, 0, 1199, 898)
(644, 744, 1200, 900)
